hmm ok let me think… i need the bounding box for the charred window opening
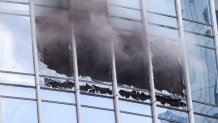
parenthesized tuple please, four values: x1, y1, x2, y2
(72, 1, 112, 83)
(151, 39, 185, 97)
(115, 33, 149, 90)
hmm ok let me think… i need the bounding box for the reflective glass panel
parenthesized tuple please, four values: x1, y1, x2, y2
(185, 32, 214, 48)
(0, 85, 36, 98)
(42, 102, 77, 123)
(187, 45, 217, 105)
(193, 102, 218, 118)
(181, 0, 211, 24)
(109, 6, 142, 21)
(157, 107, 189, 122)
(216, 1, 218, 25)
(2, 0, 29, 3)
(146, 0, 176, 15)
(2, 98, 38, 123)
(109, 0, 140, 9)
(81, 94, 113, 109)
(82, 107, 115, 123)
(111, 17, 143, 31)
(0, 2, 29, 15)
(0, 73, 35, 86)
(41, 89, 75, 103)
(0, 14, 34, 73)
(35, 0, 68, 8)
(183, 20, 212, 36)
(194, 115, 218, 123)
(119, 100, 151, 115)
(115, 33, 149, 90)
(148, 25, 179, 40)
(147, 13, 178, 28)
(121, 113, 152, 123)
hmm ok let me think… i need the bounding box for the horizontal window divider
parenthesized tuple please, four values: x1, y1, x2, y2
(39, 74, 74, 81)
(81, 104, 114, 111)
(119, 97, 151, 105)
(41, 99, 76, 106)
(80, 91, 113, 99)
(109, 3, 141, 11)
(110, 15, 142, 23)
(120, 110, 152, 118)
(148, 22, 179, 30)
(34, 3, 69, 10)
(0, 70, 34, 76)
(40, 86, 75, 93)
(0, 12, 29, 17)
(146, 10, 177, 19)
(156, 104, 189, 112)
(0, 82, 35, 88)
(187, 42, 215, 50)
(79, 79, 112, 87)
(194, 112, 218, 120)
(183, 18, 212, 27)
(118, 85, 150, 94)
(0, 0, 29, 5)
(1, 95, 36, 101)
(192, 100, 218, 107)
(158, 117, 186, 123)
(184, 30, 214, 38)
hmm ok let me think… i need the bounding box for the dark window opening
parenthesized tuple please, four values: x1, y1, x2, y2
(151, 39, 185, 97)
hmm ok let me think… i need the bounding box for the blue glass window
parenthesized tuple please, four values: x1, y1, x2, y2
(121, 113, 152, 123)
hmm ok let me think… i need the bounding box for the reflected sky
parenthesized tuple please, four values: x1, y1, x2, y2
(0, 14, 34, 74)
(0, 2, 29, 15)
(121, 113, 152, 123)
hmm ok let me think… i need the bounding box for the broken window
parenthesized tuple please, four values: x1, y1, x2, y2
(35, 1, 75, 89)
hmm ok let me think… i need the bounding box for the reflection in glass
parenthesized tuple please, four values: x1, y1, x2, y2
(183, 20, 212, 36)
(42, 102, 77, 123)
(147, 13, 178, 28)
(109, 0, 140, 9)
(41, 89, 75, 103)
(185, 33, 214, 48)
(181, 0, 211, 24)
(121, 113, 152, 123)
(194, 114, 218, 123)
(2, 98, 38, 123)
(193, 102, 218, 118)
(187, 45, 217, 105)
(157, 107, 189, 122)
(0, 85, 36, 98)
(80, 94, 113, 109)
(0, 73, 35, 86)
(0, 2, 29, 15)
(81, 107, 115, 123)
(0, 14, 34, 73)
(35, 0, 68, 8)
(119, 100, 151, 115)
(146, 0, 176, 15)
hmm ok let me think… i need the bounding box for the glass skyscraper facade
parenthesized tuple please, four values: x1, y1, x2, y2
(0, 0, 218, 123)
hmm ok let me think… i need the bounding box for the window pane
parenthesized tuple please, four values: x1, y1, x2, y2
(185, 33, 214, 48)
(0, 14, 34, 73)
(109, 6, 142, 21)
(146, 0, 176, 16)
(187, 45, 217, 105)
(42, 102, 77, 123)
(147, 13, 178, 28)
(183, 20, 212, 36)
(0, 85, 36, 98)
(41, 89, 75, 103)
(115, 33, 149, 90)
(0, 73, 35, 86)
(119, 100, 151, 115)
(2, 98, 38, 123)
(35, 0, 68, 8)
(193, 102, 218, 118)
(157, 107, 189, 122)
(81, 94, 113, 109)
(181, 0, 211, 24)
(0, 2, 29, 15)
(121, 113, 152, 123)
(109, 0, 140, 9)
(194, 114, 218, 123)
(2, 0, 29, 3)
(82, 107, 115, 123)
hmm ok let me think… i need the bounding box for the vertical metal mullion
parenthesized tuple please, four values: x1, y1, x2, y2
(175, 0, 195, 123)
(111, 40, 120, 123)
(140, 0, 158, 123)
(29, 1, 43, 123)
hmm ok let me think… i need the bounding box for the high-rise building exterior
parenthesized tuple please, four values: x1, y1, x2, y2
(0, 0, 218, 123)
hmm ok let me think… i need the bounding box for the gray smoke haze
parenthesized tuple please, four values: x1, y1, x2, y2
(34, 0, 197, 96)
